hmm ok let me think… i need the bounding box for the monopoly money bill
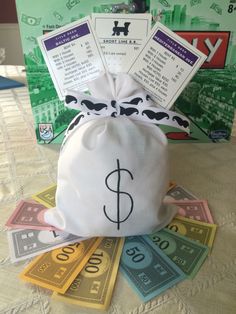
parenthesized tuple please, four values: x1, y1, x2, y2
(149, 228, 209, 278)
(20, 237, 102, 293)
(167, 215, 217, 248)
(8, 229, 82, 262)
(120, 235, 186, 301)
(32, 184, 57, 208)
(54, 237, 124, 310)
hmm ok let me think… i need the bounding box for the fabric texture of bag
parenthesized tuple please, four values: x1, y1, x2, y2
(44, 73, 190, 237)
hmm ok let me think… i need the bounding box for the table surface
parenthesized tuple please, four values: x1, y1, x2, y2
(0, 66, 236, 314)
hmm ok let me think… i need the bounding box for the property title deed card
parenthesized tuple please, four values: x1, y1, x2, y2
(38, 16, 107, 100)
(128, 22, 207, 109)
(92, 13, 151, 74)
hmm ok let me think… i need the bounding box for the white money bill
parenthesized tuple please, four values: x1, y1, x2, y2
(8, 229, 85, 263)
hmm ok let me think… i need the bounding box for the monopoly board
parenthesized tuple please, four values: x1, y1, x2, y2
(16, 0, 236, 143)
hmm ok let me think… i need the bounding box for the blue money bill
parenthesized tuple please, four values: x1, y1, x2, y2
(120, 235, 186, 302)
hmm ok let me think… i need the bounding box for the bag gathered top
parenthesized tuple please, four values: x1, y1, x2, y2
(44, 72, 190, 237)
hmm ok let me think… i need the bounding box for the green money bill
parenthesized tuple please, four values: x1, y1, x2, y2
(148, 228, 209, 278)
(120, 236, 186, 302)
(210, 3, 222, 15)
(167, 215, 217, 248)
(21, 14, 41, 26)
(53, 238, 124, 310)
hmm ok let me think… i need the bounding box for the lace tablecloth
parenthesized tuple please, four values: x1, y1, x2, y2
(0, 66, 236, 314)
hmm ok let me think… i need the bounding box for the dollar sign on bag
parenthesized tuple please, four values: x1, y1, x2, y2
(103, 159, 134, 230)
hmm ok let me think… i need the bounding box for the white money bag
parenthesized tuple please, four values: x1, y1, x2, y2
(44, 73, 190, 237)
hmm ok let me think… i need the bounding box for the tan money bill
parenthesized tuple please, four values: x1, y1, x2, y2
(53, 237, 124, 310)
(20, 237, 102, 293)
(167, 215, 217, 248)
(32, 184, 56, 208)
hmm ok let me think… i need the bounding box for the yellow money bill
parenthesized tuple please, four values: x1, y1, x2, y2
(32, 184, 57, 208)
(20, 237, 102, 293)
(167, 215, 217, 248)
(53, 237, 125, 310)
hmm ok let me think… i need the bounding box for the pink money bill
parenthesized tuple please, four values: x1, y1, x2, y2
(5, 200, 60, 231)
(164, 199, 214, 224)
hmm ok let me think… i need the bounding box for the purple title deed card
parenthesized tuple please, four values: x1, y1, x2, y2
(44, 23, 90, 51)
(128, 22, 206, 109)
(38, 16, 107, 100)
